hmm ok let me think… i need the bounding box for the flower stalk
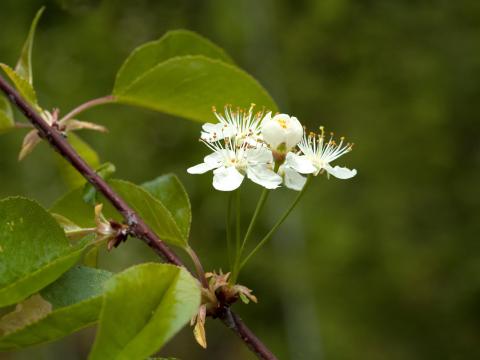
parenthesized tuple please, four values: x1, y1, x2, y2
(58, 95, 116, 123)
(231, 188, 270, 284)
(240, 176, 312, 271)
(186, 245, 209, 288)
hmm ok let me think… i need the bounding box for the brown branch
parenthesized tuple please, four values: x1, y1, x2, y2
(0, 74, 278, 360)
(217, 308, 277, 359)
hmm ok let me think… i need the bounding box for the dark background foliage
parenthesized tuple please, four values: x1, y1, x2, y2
(1, 0, 479, 359)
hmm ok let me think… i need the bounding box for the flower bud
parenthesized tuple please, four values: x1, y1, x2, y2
(261, 112, 303, 153)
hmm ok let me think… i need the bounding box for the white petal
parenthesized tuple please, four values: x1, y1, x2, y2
(201, 123, 224, 141)
(187, 162, 218, 174)
(261, 114, 283, 150)
(247, 165, 282, 189)
(188, 151, 225, 174)
(283, 166, 307, 191)
(245, 147, 273, 164)
(200, 123, 235, 141)
(204, 151, 225, 165)
(261, 111, 272, 123)
(213, 166, 244, 191)
(202, 122, 221, 132)
(325, 164, 357, 179)
(244, 137, 260, 147)
(285, 152, 316, 174)
(284, 116, 303, 149)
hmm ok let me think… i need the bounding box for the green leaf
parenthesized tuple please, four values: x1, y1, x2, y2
(110, 180, 187, 248)
(0, 266, 112, 350)
(83, 247, 99, 268)
(88, 263, 200, 360)
(142, 174, 191, 241)
(114, 55, 278, 123)
(0, 96, 14, 134)
(57, 133, 100, 189)
(50, 213, 92, 242)
(0, 64, 38, 107)
(15, 7, 45, 84)
(51, 179, 190, 248)
(0, 114, 14, 134)
(0, 197, 88, 307)
(114, 29, 234, 94)
(50, 187, 95, 228)
(0, 95, 13, 119)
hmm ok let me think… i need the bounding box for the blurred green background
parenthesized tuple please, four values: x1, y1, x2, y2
(1, 0, 480, 359)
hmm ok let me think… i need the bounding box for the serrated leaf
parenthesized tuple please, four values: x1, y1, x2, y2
(142, 174, 191, 241)
(115, 29, 234, 94)
(0, 64, 38, 108)
(57, 133, 100, 189)
(15, 7, 45, 84)
(0, 197, 88, 307)
(0, 266, 112, 350)
(51, 178, 190, 248)
(114, 55, 278, 123)
(88, 263, 200, 360)
(110, 180, 187, 248)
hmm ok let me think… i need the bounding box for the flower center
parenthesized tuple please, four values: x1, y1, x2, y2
(276, 118, 287, 129)
(226, 155, 247, 171)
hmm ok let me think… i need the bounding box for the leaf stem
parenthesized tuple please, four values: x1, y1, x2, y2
(59, 95, 115, 123)
(240, 176, 312, 270)
(186, 246, 209, 288)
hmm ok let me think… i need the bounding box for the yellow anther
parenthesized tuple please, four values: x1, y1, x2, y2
(276, 118, 287, 128)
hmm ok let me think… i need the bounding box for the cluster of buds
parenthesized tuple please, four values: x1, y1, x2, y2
(94, 204, 130, 250)
(19, 108, 107, 160)
(53, 204, 129, 250)
(190, 271, 257, 348)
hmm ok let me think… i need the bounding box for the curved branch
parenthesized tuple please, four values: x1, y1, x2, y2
(0, 74, 277, 360)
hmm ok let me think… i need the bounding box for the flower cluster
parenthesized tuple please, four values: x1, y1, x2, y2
(188, 105, 357, 191)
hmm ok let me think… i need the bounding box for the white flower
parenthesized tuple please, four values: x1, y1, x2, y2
(278, 152, 316, 190)
(261, 112, 303, 152)
(187, 137, 282, 191)
(288, 127, 357, 180)
(201, 104, 264, 146)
